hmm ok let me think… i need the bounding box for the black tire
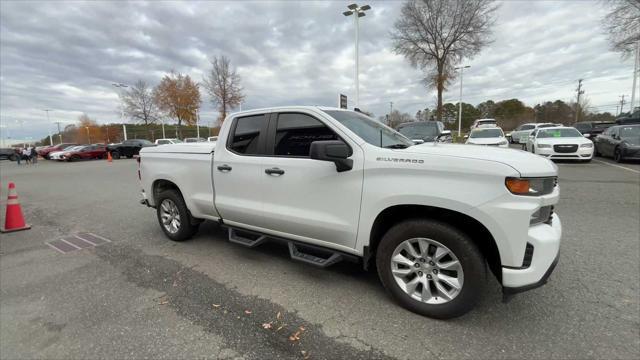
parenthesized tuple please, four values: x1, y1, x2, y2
(68, 155, 80, 162)
(376, 219, 486, 319)
(593, 144, 601, 157)
(582, 159, 592, 163)
(614, 148, 623, 163)
(111, 151, 120, 160)
(8, 154, 17, 162)
(156, 189, 199, 241)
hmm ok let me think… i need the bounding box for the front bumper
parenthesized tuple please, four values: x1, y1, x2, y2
(536, 146, 593, 160)
(622, 146, 640, 160)
(502, 213, 561, 289)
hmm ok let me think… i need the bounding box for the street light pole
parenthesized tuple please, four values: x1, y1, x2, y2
(455, 65, 470, 136)
(43, 109, 53, 145)
(85, 126, 91, 143)
(196, 108, 200, 139)
(112, 83, 129, 140)
(343, 3, 371, 109)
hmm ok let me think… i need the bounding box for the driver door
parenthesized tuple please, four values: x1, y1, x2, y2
(259, 111, 364, 249)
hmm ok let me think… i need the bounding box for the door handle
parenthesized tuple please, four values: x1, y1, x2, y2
(265, 167, 285, 176)
(217, 164, 232, 172)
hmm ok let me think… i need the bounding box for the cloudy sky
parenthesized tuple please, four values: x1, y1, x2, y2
(0, 0, 635, 140)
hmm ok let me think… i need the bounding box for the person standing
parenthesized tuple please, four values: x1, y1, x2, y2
(15, 148, 21, 165)
(22, 147, 31, 165)
(30, 146, 37, 164)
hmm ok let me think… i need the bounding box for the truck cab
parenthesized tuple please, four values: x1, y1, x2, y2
(139, 106, 562, 319)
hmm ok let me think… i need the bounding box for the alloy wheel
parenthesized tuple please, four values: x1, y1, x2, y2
(390, 238, 464, 304)
(160, 199, 181, 234)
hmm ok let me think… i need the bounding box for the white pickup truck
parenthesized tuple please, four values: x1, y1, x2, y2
(138, 106, 561, 319)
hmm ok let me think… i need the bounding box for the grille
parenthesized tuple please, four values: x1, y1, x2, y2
(522, 243, 534, 268)
(554, 144, 578, 153)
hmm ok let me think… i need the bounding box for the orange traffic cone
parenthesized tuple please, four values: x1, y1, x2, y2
(107, 151, 112, 162)
(1, 182, 31, 233)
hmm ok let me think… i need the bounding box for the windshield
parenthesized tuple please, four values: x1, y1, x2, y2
(537, 128, 582, 138)
(470, 128, 504, 138)
(397, 123, 439, 139)
(620, 126, 640, 138)
(324, 110, 414, 148)
(593, 123, 614, 130)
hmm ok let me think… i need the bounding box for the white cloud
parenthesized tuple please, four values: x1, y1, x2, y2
(0, 0, 634, 140)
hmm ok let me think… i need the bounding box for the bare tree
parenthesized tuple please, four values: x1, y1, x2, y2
(203, 55, 245, 123)
(120, 80, 160, 129)
(603, 0, 640, 56)
(391, 0, 497, 121)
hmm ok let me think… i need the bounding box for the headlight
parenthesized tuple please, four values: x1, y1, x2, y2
(537, 143, 551, 148)
(499, 140, 508, 145)
(505, 177, 556, 196)
(580, 143, 593, 148)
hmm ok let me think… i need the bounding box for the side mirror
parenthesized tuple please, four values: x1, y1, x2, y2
(463, 135, 469, 140)
(439, 130, 452, 137)
(309, 140, 353, 172)
(583, 133, 591, 138)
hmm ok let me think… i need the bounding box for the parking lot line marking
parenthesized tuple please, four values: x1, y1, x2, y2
(592, 159, 640, 174)
(74, 234, 98, 246)
(86, 232, 112, 243)
(59, 238, 82, 250)
(46, 242, 69, 254)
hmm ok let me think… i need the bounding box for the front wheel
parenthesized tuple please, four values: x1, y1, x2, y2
(111, 151, 120, 160)
(376, 219, 485, 319)
(156, 189, 200, 241)
(614, 148, 623, 163)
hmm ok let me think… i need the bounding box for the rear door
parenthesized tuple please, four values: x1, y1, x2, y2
(213, 113, 269, 227)
(259, 111, 364, 250)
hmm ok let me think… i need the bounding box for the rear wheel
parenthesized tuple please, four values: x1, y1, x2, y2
(376, 219, 485, 319)
(8, 154, 17, 161)
(156, 189, 199, 241)
(593, 144, 601, 157)
(111, 151, 120, 160)
(68, 155, 80, 162)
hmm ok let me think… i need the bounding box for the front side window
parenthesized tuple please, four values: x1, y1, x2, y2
(324, 110, 413, 148)
(274, 113, 338, 157)
(228, 114, 266, 155)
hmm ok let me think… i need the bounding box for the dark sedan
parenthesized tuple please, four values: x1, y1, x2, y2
(575, 121, 615, 141)
(594, 124, 640, 162)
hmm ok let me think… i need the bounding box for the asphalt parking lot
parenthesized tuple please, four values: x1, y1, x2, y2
(1, 155, 638, 360)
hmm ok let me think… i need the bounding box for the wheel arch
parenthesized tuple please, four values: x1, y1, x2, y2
(152, 179, 183, 203)
(367, 204, 502, 282)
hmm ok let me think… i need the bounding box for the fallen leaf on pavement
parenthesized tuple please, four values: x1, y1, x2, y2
(212, 304, 221, 308)
(262, 322, 272, 329)
(244, 310, 252, 315)
(159, 300, 169, 305)
(289, 331, 301, 342)
(277, 312, 282, 320)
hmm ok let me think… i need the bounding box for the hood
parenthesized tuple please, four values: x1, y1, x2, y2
(466, 137, 506, 145)
(622, 136, 640, 146)
(536, 137, 590, 145)
(407, 143, 557, 177)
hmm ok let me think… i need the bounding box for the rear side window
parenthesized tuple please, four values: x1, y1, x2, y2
(228, 114, 266, 155)
(521, 125, 535, 131)
(274, 113, 338, 157)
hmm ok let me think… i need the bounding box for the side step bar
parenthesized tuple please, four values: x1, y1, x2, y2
(225, 225, 357, 268)
(228, 228, 268, 248)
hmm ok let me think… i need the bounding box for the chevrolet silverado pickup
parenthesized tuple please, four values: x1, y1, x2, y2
(138, 106, 562, 319)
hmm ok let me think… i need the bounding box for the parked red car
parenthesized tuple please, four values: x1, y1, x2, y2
(63, 145, 107, 161)
(39, 143, 78, 159)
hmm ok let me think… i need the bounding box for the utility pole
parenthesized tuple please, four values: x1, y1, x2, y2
(54, 121, 63, 144)
(43, 109, 53, 145)
(575, 79, 584, 124)
(343, 4, 371, 109)
(619, 95, 626, 114)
